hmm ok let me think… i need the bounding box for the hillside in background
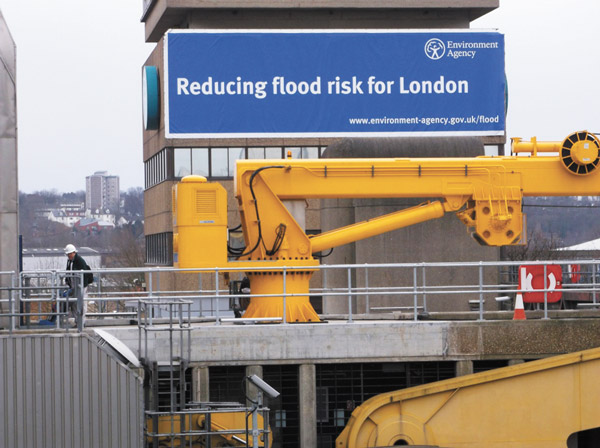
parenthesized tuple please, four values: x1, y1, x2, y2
(18, 190, 600, 266)
(523, 196, 600, 247)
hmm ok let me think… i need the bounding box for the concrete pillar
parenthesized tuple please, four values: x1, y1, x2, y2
(0, 19, 17, 325)
(192, 366, 210, 402)
(245, 365, 263, 407)
(455, 360, 474, 377)
(299, 364, 317, 448)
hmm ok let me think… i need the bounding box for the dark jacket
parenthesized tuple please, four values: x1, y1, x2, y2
(66, 253, 93, 288)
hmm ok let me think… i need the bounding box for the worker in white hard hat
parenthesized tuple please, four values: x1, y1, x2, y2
(63, 244, 93, 327)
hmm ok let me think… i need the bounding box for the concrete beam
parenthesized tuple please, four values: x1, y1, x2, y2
(142, 0, 498, 42)
(455, 360, 473, 377)
(107, 318, 600, 366)
(192, 366, 210, 402)
(133, 321, 447, 364)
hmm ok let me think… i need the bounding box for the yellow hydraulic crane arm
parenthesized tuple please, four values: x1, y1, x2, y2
(235, 130, 600, 255)
(336, 346, 600, 447)
(173, 131, 599, 322)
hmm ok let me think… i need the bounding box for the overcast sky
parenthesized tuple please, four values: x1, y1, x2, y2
(0, 0, 152, 193)
(1, 0, 599, 193)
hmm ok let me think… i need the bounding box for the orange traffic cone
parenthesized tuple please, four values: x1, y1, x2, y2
(513, 294, 526, 320)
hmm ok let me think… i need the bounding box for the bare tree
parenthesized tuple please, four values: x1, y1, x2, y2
(501, 230, 562, 261)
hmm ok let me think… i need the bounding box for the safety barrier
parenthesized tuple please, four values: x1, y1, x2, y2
(0, 258, 599, 332)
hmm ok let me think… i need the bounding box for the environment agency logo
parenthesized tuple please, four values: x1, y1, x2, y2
(424, 38, 445, 60)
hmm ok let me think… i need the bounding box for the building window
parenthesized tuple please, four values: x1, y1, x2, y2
(145, 149, 170, 189)
(316, 387, 329, 423)
(228, 147, 245, 177)
(144, 146, 327, 190)
(192, 148, 209, 176)
(145, 232, 173, 265)
(334, 409, 345, 427)
(210, 147, 229, 178)
(275, 409, 287, 428)
(174, 147, 192, 178)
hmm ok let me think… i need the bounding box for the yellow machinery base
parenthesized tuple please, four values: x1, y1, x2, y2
(242, 271, 320, 322)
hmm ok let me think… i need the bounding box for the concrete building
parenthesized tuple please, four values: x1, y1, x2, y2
(47, 208, 85, 227)
(137, 2, 523, 446)
(86, 170, 120, 213)
(73, 217, 115, 234)
(0, 9, 17, 321)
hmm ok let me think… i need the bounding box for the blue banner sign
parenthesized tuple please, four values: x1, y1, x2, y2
(164, 30, 505, 138)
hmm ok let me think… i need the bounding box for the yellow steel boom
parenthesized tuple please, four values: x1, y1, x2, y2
(235, 130, 600, 254)
(336, 346, 600, 447)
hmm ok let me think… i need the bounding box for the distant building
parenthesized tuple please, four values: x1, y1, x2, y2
(47, 209, 84, 227)
(36, 202, 85, 222)
(86, 171, 120, 213)
(74, 217, 115, 234)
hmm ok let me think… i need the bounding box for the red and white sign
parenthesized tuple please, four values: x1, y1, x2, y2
(518, 265, 562, 303)
(569, 264, 581, 283)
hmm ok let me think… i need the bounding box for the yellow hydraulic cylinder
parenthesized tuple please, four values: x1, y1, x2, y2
(511, 136, 562, 155)
(310, 201, 445, 254)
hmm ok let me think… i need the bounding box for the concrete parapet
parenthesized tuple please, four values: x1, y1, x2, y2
(107, 317, 600, 366)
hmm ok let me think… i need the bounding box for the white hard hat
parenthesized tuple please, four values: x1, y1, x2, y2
(64, 244, 77, 254)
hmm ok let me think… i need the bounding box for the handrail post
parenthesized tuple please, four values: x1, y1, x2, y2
(155, 271, 161, 318)
(9, 272, 16, 333)
(50, 270, 59, 329)
(137, 299, 142, 362)
(421, 263, 427, 314)
(215, 269, 221, 325)
(347, 267, 353, 323)
(543, 264, 549, 320)
(97, 271, 103, 313)
(282, 268, 287, 324)
(148, 270, 154, 325)
(77, 272, 84, 332)
(593, 263, 597, 304)
(478, 262, 484, 321)
(413, 266, 418, 322)
(365, 265, 370, 314)
(323, 268, 328, 314)
(19, 271, 24, 329)
(199, 272, 203, 317)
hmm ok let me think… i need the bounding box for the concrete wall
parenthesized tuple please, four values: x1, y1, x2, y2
(0, 10, 17, 322)
(111, 318, 600, 366)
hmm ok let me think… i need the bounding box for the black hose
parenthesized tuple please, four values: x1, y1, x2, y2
(235, 166, 285, 258)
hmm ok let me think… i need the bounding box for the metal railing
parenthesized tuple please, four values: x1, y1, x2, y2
(1, 259, 599, 332)
(139, 299, 273, 448)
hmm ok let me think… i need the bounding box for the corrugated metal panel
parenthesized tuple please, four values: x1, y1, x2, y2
(0, 334, 144, 448)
